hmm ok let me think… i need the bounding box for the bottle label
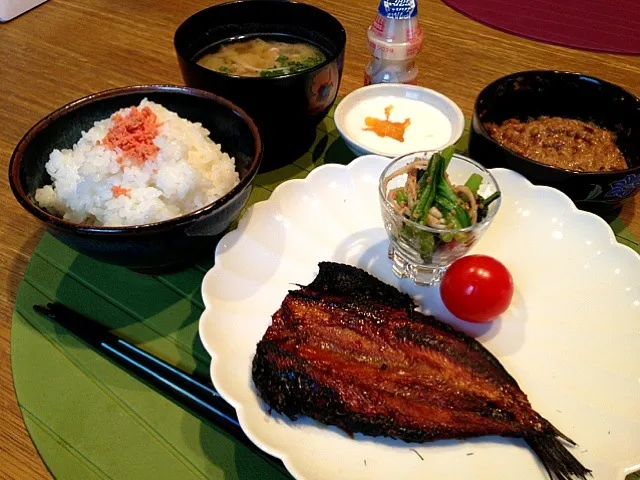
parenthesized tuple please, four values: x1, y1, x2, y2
(377, 0, 418, 20)
(372, 13, 386, 34)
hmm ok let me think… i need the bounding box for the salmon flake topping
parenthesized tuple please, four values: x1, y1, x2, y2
(111, 185, 131, 197)
(100, 106, 160, 166)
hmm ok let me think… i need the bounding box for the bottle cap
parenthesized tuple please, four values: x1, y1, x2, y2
(377, 0, 418, 20)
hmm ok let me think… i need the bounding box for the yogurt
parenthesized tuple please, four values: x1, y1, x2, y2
(343, 95, 453, 156)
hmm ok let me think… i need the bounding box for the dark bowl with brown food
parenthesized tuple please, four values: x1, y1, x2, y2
(469, 70, 640, 214)
(174, 0, 346, 169)
(9, 85, 262, 274)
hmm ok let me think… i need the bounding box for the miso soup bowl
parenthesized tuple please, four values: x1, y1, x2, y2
(174, 0, 346, 168)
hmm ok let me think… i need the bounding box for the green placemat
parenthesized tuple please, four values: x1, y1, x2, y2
(11, 103, 640, 480)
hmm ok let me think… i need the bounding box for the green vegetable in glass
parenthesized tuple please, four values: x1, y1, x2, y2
(396, 190, 408, 206)
(411, 154, 439, 222)
(384, 147, 501, 258)
(464, 173, 483, 195)
(430, 150, 471, 230)
(441, 145, 456, 169)
(477, 191, 501, 222)
(401, 224, 435, 260)
(482, 191, 501, 206)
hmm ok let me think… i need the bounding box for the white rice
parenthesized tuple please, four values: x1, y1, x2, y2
(35, 99, 240, 226)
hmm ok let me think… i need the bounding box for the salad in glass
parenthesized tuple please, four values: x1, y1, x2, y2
(379, 147, 501, 285)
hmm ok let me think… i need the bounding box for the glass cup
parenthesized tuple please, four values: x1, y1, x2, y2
(379, 151, 501, 286)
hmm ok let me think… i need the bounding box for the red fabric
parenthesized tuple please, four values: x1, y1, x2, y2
(442, 0, 640, 55)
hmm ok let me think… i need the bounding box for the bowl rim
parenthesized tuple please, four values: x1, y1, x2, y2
(472, 69, 640, 178)
(334, 83, 466, 158)
(8, 84, 263, 235)
(378, 150, 502, 234)
(173, 0, 347, 82)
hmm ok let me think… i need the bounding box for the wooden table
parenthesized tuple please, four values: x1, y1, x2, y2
(0, 0, 638, 477)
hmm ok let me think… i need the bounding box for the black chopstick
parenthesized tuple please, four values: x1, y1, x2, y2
(33, 302, 287, 475)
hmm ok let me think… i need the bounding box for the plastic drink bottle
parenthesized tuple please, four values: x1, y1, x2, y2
(365, 0, 424, 85)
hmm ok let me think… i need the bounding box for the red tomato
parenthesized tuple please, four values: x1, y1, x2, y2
(440, 255, 514, 323)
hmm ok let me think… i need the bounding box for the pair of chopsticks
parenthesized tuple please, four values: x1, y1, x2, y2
(33, 303, 286, 474)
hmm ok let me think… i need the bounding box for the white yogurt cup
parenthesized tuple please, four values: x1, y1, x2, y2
(335, 84, 465, 158)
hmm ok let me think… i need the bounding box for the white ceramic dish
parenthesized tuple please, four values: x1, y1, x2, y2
(0, 0, 47, 21)
(200, 155, 640, 480)
(334, 84, 465, 157)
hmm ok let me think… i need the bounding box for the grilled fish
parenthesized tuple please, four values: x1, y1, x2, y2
(252, 262, 591, 480)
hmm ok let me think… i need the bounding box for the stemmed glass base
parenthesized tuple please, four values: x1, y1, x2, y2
(388, 244, 447, 286)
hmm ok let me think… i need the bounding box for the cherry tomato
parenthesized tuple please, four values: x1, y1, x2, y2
(440, 255, 514, 323)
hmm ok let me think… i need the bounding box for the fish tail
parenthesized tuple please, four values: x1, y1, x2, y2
(550, 425, 577, 446)
(525, 436, 592, 480)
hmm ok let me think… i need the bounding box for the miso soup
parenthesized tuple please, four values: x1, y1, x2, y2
(197, 37, 326, 78)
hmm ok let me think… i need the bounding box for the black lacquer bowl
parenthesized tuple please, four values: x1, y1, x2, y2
(469, 71, 640, 214)
(174, 0, 346, 169)
(9, 85, 262, 273)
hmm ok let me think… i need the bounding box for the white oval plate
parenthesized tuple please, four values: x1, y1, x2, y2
(200, 155, 640, 480)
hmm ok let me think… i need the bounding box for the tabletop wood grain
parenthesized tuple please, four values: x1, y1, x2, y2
(0, 0, 638, 478)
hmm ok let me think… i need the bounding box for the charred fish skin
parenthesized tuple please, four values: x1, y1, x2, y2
(252, 262, 591, 480)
